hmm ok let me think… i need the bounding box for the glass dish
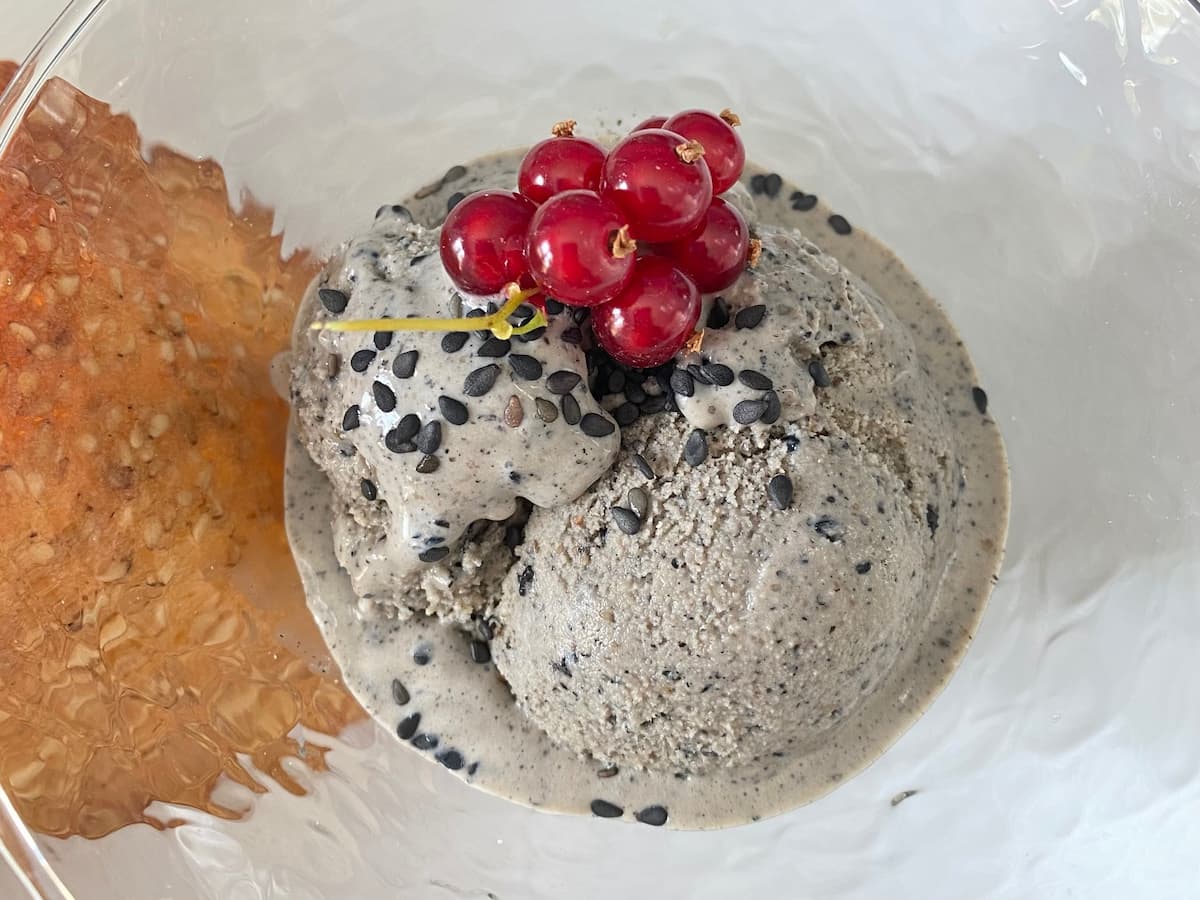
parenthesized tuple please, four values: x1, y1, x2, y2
(1, 0, 1198, 897)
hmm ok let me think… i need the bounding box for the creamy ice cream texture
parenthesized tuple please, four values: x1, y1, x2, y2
(285, 154, 1008, 828)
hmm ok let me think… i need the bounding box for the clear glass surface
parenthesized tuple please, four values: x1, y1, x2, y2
(2, 1, 1198, 897)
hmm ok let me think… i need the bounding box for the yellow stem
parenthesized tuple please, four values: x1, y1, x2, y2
(310, 283, 546, 339)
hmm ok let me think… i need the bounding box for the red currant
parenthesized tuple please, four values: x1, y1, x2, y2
(440, 190, 537, 295)
(661, 196, 750, 292)
(526, 190, 637, 307)
(591, 256, 701, 368)
(663, 109, 745, 194)
(518, 135, 606, 205)
(631, 115, 667, 132)
(601, 129, 713, 243)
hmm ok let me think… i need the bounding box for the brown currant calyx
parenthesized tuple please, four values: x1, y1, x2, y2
(552, 119, 577, 137)
(747, 238, 763, 268)
(682, 329, 706, 354)
(675, 139, 706, 164)
(719, 108, 741, 127)
(610, 225, 637, 259)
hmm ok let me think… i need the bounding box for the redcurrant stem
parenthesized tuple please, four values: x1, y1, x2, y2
(309, 283, 546, 339)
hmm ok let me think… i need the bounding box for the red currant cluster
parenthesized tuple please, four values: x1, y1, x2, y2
(439, 110, 751, 368)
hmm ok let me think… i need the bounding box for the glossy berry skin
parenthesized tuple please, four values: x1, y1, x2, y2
(664, 109, 745, 194)
(662, 196, 750, 292)
(631, 115, 667, 132)
(518, 136, 607, 205)
(591, 256, 701, 368)
(525, 190, 636, 307)
(601, 129, 713, 243)
(440, 190, 537, 295)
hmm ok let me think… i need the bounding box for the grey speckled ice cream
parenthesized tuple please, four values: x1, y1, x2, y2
(284, 151, 1008, 828)
(289, 209, 618, 622)
(493, 230, 959, 772)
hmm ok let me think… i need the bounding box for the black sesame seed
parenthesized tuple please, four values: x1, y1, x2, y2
(636, 805, 669, 827)
(614, 403, 640, 427)
(790, 190, 818, 211)
(828, 214, 852, 235)
(392, 349, 419, 379)
(318, 287, 349, 314)
(972, 386, 989, 414)
(546, 370, 582, 394)
(477, 336, 511, 358)
(561, 326, 583, 345)
(516, 326, 547, 343)
(640, 395, 672, 415)
(409, 253, 429, 267)
(463, 364, 501, 397)
(350, 348, 377, 372)
(416, 455, 440, 474)
(397, 712, 420, 740)
(684, 429, 708, 466)
(509, 354, 543, 381)
(411, 733, 438, 751)
(517, 565, 534, 597)
(561, 394, 581, 425)
(395, 413, 421, 443)
(624, 381, 647, 404)
(372, 381, 396, 411)
(590, 799, 624, 818)
(687, 363, 712, 386)
(360, 478, 377, 501)
(814, 516, 844, 541)
(413, 645, 431, 666)
(466, 762, 479, 776)
(749, 173, 767, 196)
(342, 405, 361, 431)
(738, 369, 774, 391)
(628, 487, 650, 520)
(465, 307, 488, 320)
(438, 396, 468, 426)
(572, 306, 590, 324)
(607, 369, 626, 394)
(441, 331, 469, 353)
(762, 390, 781, 425)
(611, 506, 642, 535)
(436, 749, 465, 770)
(385, 430, 416, 454)
(419, 546, 449, 562)
(544, 298, 566, 315)
(706, 296, 730, 329)
(700, 363, 734, 386)
(580, 413, 616, 437)
(926, 504, 940, 534)
(632, 453, 656, 480)
(415, 420, 442, 455)
(670, 368, 695, 397)
(808, 360, 832, 388)
(733, 398, 769, 424)
(391, 679, 410, 706)
(443, 164, 467, 183)
(735, 304, 767, 330)
(534, 397, 558, 423)
(597, 765, 619, 779)
(470, 640, 491, 664)
(768, 474, 793, 510)
(373, 331, 394, 351)
(855, 561, 872, 575)
(446, 191, 465, 213)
